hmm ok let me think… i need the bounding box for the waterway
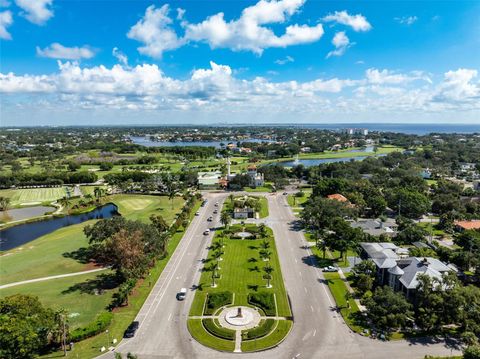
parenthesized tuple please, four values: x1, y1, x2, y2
(130, 136, 274, 148)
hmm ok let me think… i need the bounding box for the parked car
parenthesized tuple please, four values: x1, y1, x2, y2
(215, 202, 219, 207)
(177, 288, 187, 301)
(124, 321, 139, 338)
(207, 216, 213, 222)
(203, 229, 210, 235)
(323, 266, 338, 272)
(195, 211, 200, 216)
(213, 209, 218, 214)
(283, 192, 288, 195)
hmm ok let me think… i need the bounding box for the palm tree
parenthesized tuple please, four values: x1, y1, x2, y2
(58, 196, 70, 211)
(260, 240, 270, 250)
(220, 211, 231, 229)
(52, 309, 69, 356)
(93, 186, 103, 201)
(210, 262, 218, 287)
(259, 249, 271, 262)
(263, 264, 274, 288)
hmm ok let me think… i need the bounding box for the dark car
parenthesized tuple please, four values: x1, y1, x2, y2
(124, 321, 139, 338)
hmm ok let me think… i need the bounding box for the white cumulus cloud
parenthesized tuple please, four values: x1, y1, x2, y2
(15, 0, 53, 25)
(322, 10, 372, 32)
(0, 10, 12, 39)
(127, 4, 185, 58)
(36, 43, 95, 60)
(326, 31, 352, 58)
(275, 55, 294, 65)
(185, 0, 324, 54)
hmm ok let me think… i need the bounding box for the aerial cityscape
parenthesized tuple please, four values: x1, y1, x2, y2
(0, 1, 479, 359)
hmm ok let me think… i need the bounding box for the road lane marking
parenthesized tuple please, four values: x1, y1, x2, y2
(167, 313, 172, 321)
(310, 305, 314, 312)
(304, 287, 307, 293)
(313, 329, 316, 337)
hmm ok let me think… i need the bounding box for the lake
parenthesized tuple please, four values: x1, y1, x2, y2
(0, 204, 119, 251)
(276, 156, 371, 168)
(130, 136, 275, 148)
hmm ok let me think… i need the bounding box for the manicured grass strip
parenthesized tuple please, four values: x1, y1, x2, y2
(243, 318, 275, 340)
(241, 320, 292, 352)
(189, 225, 291, 318)
(188, 319, 236, 352)
(323, 272, 363, 334)
(258, 197, 269, 218)
(244, 185, 273, 193)
(112, 194, 185, 223)
(202, 318, 236, 340)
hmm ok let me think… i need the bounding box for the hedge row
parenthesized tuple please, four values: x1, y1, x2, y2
(69, 312, 113, 342)
(202, 319, 235, 340)
(243, 319, 275, 340)
(248, 292, 276, 316)
(204, 291, 233, 315)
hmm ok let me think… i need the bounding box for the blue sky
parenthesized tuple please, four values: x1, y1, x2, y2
(0, 0, 479, 126)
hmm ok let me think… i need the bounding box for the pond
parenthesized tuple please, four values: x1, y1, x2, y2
(0, 204, 119, 251)
(0, 206, 55, 223)
(277, 156, 370, 168)
(130, 136, 274, 148)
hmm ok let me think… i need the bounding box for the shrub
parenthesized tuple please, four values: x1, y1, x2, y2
(248, 292, 276, 316)
(69, 312, 113, 342)
(204, 291, 233, 315)
(202, 319, 235, 340)
(243, 319, 275, 340)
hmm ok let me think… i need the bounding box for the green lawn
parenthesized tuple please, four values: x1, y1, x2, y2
(0, 222, 92, 285)
(258, 197, 269, 218)
(112, 194, 184, 223)
(0, 187, 68, 206)
(244, 185, 273, 193)
(189, 225, 291, 317)
(241, 320, 292, 352)
(187, 319, 236, 352)
(0, 270, 116, 329)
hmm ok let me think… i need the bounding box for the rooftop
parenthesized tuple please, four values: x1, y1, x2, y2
(454, 220, 480, 230)
(327, 193, 349, 202)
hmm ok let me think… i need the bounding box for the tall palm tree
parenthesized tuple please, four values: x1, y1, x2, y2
(263, 264, 274, 288)
(210, 262, 219, 287)
(229, 194, 234, 205)
(220, 211, 231, 229)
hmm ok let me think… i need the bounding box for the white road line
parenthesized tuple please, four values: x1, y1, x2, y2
(304, 287, 307, 293)
(167, 313, 172, 321)
(294, 258, 298, 263)
(313, 329, 317, 337)
(310, 305, 314, 312)
(299, 271, 302, 277)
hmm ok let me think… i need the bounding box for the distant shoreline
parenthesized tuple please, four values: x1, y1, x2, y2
(1, 123, 479, 135)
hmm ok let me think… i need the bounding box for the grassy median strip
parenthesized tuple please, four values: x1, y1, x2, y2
(241, 320, 292, 352)
(188, 319, 236, 352)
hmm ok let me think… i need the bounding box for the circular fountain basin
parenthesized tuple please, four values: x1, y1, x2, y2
(235, 231, 252, 238)
(218, 306, 261, 330)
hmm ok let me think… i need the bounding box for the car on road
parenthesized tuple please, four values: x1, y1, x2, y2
(207, 216, 213, 222)
(215, 202, 219, 207)
(177, 288, 187, 301)
(283, 192, 288, 195)
(213, 209, 218, 214)
(195, 211, 200, 216)
(203, 229, 210, 235)
(323, 266, 338, 272)
(201, 200, 207, 207)
(124, 321, 139, 338)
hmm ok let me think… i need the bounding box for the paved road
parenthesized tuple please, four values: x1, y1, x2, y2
(0, 267, 108, 289)
(106, 192, 461, 359)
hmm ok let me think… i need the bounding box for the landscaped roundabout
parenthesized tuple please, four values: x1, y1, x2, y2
(187, 223, 293, 353)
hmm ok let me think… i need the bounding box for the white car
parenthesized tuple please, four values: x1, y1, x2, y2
(323, 266, 338, 272)
(195, 211, 200, 216)
(177, 288, 187, 301)
(215, 202, 219, 207)
(203, 229, 210, 235)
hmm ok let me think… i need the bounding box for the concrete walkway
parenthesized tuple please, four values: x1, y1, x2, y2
(0, 267, 108, 289)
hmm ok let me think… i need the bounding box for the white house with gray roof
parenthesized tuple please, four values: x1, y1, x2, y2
(360, 242, 452, 299)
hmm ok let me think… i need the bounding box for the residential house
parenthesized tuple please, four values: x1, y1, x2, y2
(359, 242, 452, 300)
(454, 220, 480, 232)
(349, 218, 398, 237)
